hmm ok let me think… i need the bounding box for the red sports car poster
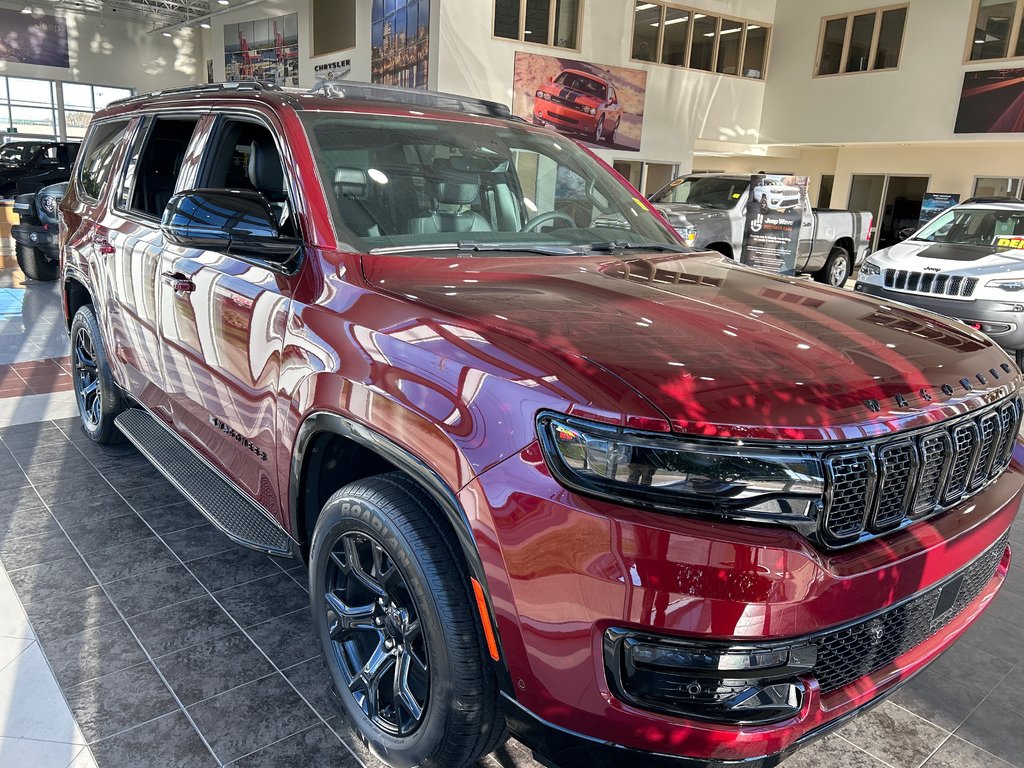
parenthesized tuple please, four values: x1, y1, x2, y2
(512, 52, 647, 151)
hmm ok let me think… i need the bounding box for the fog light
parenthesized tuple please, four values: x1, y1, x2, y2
(604, 628, 815, 724)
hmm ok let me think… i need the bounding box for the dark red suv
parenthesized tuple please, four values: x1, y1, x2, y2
(59, 82, 1021, 768)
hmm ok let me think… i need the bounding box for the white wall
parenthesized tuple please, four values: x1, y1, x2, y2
(436, 0, 775, 169)
(0, 2, 201, 91)
(761, 0, 999, 145)
(203, 0, 370, 88)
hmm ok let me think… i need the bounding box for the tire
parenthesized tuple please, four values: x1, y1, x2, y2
(70, 305, 125, 444)
(309, 473, 507, 768)
(606, 118, 620, 144)
(15, 242, 58, 282)
(815, 246, 852, 288)
(593, 116, 605, 143)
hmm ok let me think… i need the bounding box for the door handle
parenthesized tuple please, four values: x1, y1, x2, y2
(92, 233, 115, 255)
(161, 272, 196, 293)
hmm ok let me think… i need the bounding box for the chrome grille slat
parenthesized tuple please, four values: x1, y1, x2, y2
(880, 269, 977, 299)
(822, 396, 1021, 546)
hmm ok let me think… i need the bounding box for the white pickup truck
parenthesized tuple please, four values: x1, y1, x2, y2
(650, 173, 874, 287)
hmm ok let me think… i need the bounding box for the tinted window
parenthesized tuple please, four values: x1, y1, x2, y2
(650, 176, 749, 209)
(78, 120, 130, 200)
(128, 117, 199, 218)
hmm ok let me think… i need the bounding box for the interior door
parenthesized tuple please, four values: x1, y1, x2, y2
(157, 115, 298, 516)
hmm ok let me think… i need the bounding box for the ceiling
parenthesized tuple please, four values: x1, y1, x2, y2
(13, 0, 216, 27)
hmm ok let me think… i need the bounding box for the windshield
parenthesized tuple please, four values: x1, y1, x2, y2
(300, 113, 678, 254)
(649, 176, 749, 209)
(0, 142, 43, 165)
(554, 72, 606, 98)
(914, 207, 1024, 246)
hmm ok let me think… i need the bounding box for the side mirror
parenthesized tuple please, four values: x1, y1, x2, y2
(897, 226, 916, 240)
(161, 189, 301, 262)
(36, 157, 60, 168)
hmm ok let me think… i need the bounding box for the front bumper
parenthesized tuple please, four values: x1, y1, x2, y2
(10, 223, 57, 254)
(855, 279, 1024, 350)
(466, 441, 1023, 764)
(533, 102, 598, 134)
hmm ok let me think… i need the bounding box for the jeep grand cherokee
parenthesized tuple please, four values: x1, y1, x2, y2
(59, 81, 1021, 768)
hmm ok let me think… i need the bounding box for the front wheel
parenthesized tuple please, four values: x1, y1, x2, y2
(309, 473, 507, 768)
(593, 116, 605, 143)
(70, 305, 125, 444)
(816, 246, 852, 288)
(15, 242, 58, 281)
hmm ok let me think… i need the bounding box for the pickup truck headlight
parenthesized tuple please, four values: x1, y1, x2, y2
(987, 278, 1024, 291)
(858, 260, 881, 277)
(538, 414, 824, 525)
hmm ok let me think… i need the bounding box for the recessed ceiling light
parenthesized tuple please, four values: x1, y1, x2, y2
(162, 31, 172, 37)
(200, 22, 211, 28)
(218, 0, 229, 5)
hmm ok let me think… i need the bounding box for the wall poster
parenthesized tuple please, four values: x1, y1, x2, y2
(371, 0, 430, 89)
(512, 52, 647, 151)
(918, 193, 960, 227)
(741, 174, 810, 276)
(224, 13, 300, 87)
(0, 8, 69, 68)
(954, 68, 1024, 133)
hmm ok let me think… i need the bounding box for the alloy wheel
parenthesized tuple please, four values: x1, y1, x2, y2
(323, 531, 430, 737)
(73, 326, 101, 427)
(830, 257, 849, 286)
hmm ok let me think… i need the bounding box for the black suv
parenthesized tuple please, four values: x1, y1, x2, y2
(12, 181, 66, 281)
(0, 140, 80, 198)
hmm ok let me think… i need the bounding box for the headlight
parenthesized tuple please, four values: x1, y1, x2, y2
(535, 90, 548, 100)
(858, 260, 881, 277)
(538, 414, 824, 526)
(987, 278, 1024, 291)
(586, 106, 596, 115)
(38, 194, 57, 214)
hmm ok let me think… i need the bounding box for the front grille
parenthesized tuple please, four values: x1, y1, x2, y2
(549, 94, 586, 112)
(883, 269, 978, 299)
(812, 532, 1009, 694)
(821, 396, 1022, 545)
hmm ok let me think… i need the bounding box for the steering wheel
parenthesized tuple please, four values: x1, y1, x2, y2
(523, 210, 576, 233)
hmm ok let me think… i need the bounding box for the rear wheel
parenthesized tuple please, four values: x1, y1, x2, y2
(816, 246, 852, 288)
(15, 242, 58, 282)
(309, 473, 507, 768)
(71, 305, 125, 444)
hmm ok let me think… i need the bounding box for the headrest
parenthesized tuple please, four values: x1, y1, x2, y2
(429, 158, 480, 206)
(248, 137, 284, 195)
(334, 167, 368, 198)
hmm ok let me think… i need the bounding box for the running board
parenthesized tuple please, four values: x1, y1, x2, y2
(114, 408, 294, 557)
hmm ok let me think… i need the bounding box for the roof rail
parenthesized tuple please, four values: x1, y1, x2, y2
(105, 81, 281, 109)
(308, 80, 512, 119)
(961, 196, 1024, 205)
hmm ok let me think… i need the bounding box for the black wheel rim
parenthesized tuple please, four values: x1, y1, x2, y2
(323, 531, 430, 736)
(73, 326, 101, 428)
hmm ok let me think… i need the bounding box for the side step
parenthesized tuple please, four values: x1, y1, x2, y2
(115, 408, 294, 557)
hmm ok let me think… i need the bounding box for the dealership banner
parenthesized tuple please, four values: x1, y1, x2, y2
(0, 8, 69, 68)
(918, 193, 960, 227)
(954, 68, 1024, 133)
(740, 174, 809, 276)
(512, 52, 647, 152)
(224, 13, 300, 87)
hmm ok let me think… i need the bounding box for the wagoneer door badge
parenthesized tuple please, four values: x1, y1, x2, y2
(210, 416, 268, 461)
(864, 363, 1014, 412)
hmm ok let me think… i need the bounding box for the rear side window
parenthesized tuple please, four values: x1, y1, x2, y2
(78, 120, 130, 201)
(127, 117, 200, 219)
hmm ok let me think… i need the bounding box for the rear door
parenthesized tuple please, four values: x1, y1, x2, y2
(156, 111, 301, 517)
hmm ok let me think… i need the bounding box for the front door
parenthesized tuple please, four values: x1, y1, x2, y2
(157, 115, 299, 518)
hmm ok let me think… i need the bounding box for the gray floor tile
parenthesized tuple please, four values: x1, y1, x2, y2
(47, 492, 137, 528)
(923, 736, 1017, 768)
(163, 523, 238, 562)
(776, 734, 890, 768)
(0, 527, 77, 571)
(187, 674, 319, 764)
(40, 619, 148, 690)
(0, 504, 62, 544)
(960, 612, 1024, 664)
(127, 595, 238, 657)
(246, 609, 321, 670)
(82, 536, 181, 583)
(890, 666, 990, 731)
(986, 588, 1024, 629)
(838, 701, 950, 768)
(63, 662, 179, 742)
(154, 631, 276, 706)
(955, 697, 1024, 767)
(22, 584, 123, 644)
(281, 657, 338, 720)
(925, 640, 1014, 695)
(90, 711, 217, 768)
(213, 572, 308, 629)
(117, 480, 186, 511)
(32, 474, 116, 505)
(6, 553, 96, 605)
(134, 502, 206, 535)
(62, 514, 155, 555)
(102, 564, 206, 618)
(979, 664, 1024, 724)
(229, 722, 357, 767)
(187, 547, 284, 592)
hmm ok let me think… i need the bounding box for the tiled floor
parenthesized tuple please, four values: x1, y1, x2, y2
(0, 240, 1023, 768)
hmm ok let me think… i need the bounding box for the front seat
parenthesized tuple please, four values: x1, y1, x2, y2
(247, 136, 289, 228)
(408, 159, 492, 235)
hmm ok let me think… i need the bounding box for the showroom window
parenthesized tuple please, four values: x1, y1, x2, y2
(493, 0, 581, 49)
(0, 76, 132, 141)
(973, 176, 1024, 197)
(815, 5, 908, 76)
(967, 0, 1024, 60)
(630, 2, 771, 79)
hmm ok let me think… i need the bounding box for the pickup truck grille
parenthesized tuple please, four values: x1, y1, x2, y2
(812, 531, 1008, 694)
(883, 269, 977, 299)
(821, 396, 1022, 545)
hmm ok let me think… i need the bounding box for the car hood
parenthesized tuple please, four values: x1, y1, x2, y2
(873, 239, 1024, 271)
(363, 252, 1017, 441)
(537, 82, 601, 105)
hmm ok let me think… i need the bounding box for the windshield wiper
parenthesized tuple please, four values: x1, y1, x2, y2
(368, 241, 579, 256)
(587, 241, 690, 253)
